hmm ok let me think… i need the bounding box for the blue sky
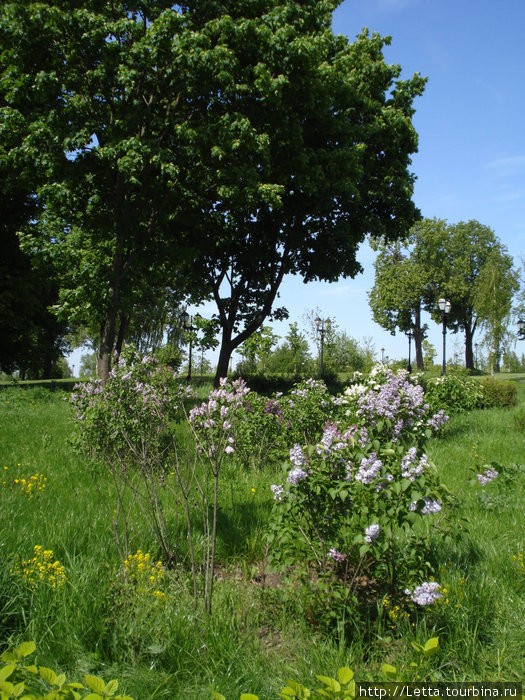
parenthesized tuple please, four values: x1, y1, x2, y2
(67, 0, 525, 373)
(256, 0, 525, 366)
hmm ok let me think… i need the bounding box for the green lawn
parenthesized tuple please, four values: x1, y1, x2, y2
(0, 381, 524, 698)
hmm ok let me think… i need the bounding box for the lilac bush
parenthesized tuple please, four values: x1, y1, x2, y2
(267, 366, 451, 618)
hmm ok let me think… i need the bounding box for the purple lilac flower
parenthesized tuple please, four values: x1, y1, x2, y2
(287, 467, 308, 485)
(290, 444, 306, 467)
(358, 427, 369, 449)
(355, 453, 382, 485)
(364, 524, 380, 543)
(476, 467, 499, 486)
(405, 582, 442, 606)
(271, 484, 285, 501)
(328, 548, 347, 562)
(426, 409, 449, 431)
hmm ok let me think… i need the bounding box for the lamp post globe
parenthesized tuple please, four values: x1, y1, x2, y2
(438, 298, 451, 375)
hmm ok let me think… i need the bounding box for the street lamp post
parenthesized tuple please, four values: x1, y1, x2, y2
(406, 329, 413, 374)
(180, 311, 198, 381)
(518, 319, 525, 340)
(381, 347, 385, 363)
(315, 316, 331, 377)
(438, 298, 452, 375)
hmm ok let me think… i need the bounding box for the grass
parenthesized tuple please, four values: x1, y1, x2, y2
(1, 379, 524, 697)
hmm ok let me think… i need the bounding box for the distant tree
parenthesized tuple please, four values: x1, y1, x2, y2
(79, 352, 97, 378)
(237, 326, 279, 374)
(417, 220, 518, 370)
(266, 322, 312, 375)
(475, 254, 519, 374)
(368, 223, 447, 371)
(422, 339, 437, 370)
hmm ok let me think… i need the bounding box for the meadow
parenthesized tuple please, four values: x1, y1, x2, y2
(0, 372, 524, 699)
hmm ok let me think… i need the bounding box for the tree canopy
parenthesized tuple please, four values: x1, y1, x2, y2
(1, 1, 426, 384)
(369, 218, 519, 370)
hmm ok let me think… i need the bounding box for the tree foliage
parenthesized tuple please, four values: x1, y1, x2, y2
(369, 219, 518, 371)
(1, 0, 426, 385)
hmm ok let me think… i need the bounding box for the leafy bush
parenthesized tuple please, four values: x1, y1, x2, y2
(211, 637, 440, 698)
(479, 377, 517, 408)
(421, 372, 484, 415)
(0, 641, 133, 699)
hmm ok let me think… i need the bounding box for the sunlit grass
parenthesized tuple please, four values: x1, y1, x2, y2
(0, 380, 524, 696)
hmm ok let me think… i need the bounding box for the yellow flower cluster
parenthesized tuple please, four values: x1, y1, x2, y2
(382, 596, 411, 628)
(14, 473, 47, 496)
(512, 553, 525, 575)
(11, 546, 66, 590)
(123, 550, 165, 600)
(2, 464, 47, 496)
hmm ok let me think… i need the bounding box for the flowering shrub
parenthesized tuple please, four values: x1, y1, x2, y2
(267, 368, 450, 626)
(71, 347, 190, 468)
(11, 545, 65, 590)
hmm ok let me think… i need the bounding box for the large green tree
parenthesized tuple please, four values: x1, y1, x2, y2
(1, 1, 425, 385)
(0, 1, 193, 380)
(178, 4, 426, 383)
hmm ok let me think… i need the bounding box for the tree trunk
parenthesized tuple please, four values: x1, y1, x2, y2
(97, 306, 119, 383)
(464, 323, 474, 370)
(413, 306, 425, 371)
(215, 332, 234, 386)
(115, 312, 129, 357)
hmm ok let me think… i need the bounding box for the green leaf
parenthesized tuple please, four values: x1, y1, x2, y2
(240, 695, 259, 700)
(381, 664, 397, 680)
(0, 681, 14, 695)
(16, 643, 36, 659)
(39, 666, 57, 685)
(210, 692, 226, 700)
(84, 675, 106, 694)
(423, 637, 439, 656)
(106, 679, 119, 696)
(337, 667, 354, 685)
(56, 672, 66, 687)
(316, 675, 341, 693)
(22, 666, 38, 675)
(0, 665, 14, 682)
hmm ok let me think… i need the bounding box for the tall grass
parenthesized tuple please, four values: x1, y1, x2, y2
(1, 382, 524, 697)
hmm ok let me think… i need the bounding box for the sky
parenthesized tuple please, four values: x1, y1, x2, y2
(67, 0, 525, 374)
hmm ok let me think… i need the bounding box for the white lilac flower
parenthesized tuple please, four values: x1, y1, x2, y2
(224, 445, 235, 454)
(327, 548, 347, 562)
(408, 500, 418, 512)
(287, 467, 308, 485)
(420, 498, 442, 514)
(364, 524, 380, 543)
(401, 448, 428, 481)
(355, 453, 382, 485)
(289, 443, 306, 467)
(270, 484, 285, 501)
(476, 467, 499, 485)
(406, 581, 442, 606)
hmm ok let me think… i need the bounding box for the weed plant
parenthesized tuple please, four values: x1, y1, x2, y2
(0, 374, 524, 697)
